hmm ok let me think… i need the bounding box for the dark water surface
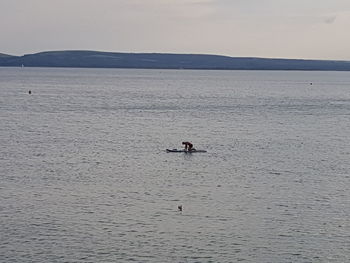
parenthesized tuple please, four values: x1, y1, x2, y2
(1, 68, 349, 262)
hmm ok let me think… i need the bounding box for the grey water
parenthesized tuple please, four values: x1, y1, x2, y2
(0, 67, 349, 263)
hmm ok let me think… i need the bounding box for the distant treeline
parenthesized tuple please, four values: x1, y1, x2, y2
(1, 50, 350, 71)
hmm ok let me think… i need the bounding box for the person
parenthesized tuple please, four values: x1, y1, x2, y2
(182, 141, 194, 151)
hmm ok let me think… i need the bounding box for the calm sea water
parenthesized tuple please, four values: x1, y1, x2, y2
(0, 68, 349, 263)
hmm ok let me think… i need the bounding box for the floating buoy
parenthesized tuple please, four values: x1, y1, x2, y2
(28, 90, 32, 94)
(178, 205, 182, 212)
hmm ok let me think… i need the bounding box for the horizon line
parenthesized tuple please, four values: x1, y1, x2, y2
(2, 49, 350, 63)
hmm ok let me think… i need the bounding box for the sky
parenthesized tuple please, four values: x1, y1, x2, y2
(1, 0, 350, 60)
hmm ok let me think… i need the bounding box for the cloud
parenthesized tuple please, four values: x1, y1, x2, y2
(324, 15, 337, 24)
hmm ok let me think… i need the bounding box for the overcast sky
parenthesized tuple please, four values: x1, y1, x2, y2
(1, 0, 350, 60)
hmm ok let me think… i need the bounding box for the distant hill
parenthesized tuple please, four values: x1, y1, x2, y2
(1, 50, 350, 71)
(0, 53, 16, 58)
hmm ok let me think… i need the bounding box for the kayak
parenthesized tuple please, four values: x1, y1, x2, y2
(166, 149, 207, 153)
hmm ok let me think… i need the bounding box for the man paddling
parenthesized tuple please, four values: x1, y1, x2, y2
(182, 141, 194, 152)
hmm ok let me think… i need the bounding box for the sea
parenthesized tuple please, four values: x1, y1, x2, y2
(0, 67, 349, 263)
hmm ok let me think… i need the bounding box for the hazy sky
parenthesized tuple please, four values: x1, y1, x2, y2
(1, 0, 350, 59)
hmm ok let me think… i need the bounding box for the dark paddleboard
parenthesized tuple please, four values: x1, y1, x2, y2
(166, 149, 207, 153)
